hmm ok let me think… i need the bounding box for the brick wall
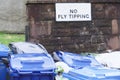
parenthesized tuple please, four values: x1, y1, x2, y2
(26, 0, 120, 53)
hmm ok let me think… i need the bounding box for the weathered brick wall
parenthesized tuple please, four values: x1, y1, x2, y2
(26, 0, 120, 53)
(27, 0, 120, 3)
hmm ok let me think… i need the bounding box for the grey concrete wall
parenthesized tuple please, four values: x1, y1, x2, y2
(0, 0, 28, 33)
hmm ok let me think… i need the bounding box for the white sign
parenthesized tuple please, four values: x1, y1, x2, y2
(55, 3, 92, 21)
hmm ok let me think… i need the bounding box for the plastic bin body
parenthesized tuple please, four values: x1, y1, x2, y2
(0, 60, 7, 80)
(63, 67, 120, 80)
(0, 44, 10, 58)
(0, 44, 10, 80)
(9, 53, 56, 80)
(55, 51, 120, 80)
(55, 51, 102, 68)
(10, 73, 54, 80)
(9, 42, 48, 54)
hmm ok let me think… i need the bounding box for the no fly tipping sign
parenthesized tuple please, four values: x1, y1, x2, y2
(55, 3, 92, 22)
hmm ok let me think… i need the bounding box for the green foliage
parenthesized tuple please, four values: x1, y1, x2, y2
(0, 32, 25, 45)
(56, 66, 64, 74)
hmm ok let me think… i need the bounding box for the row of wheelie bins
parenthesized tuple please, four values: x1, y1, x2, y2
(54, 51, 120, 80)
(0, 42, 56, 80)
(1, 42, 120, 80)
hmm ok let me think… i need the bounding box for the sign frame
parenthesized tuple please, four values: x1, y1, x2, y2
(55, 3, 92, 22)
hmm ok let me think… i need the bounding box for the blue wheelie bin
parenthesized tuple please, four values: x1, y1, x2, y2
(54, 51, 102, 68)
(0, 44, 10, 80)
(9, 53, 56, 80)
(0, 60, 7, 80)
(0, 44, 10, 57)
(8, 42, 56, 80)
(63, 66, 120, 80)
(54, 51, 120, 80)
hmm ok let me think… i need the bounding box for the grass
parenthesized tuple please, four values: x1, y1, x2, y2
(0, 32, 25, 45)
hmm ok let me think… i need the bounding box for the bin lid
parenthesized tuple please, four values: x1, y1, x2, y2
(0, 44, 10, 58)
(68, 67, 120, 79)
(10, 53, 55, 73)
(56, 51, 101, 68)
(10, 42, 48, 54)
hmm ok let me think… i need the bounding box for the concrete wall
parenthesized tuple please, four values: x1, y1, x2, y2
(0, 0, 28, 33)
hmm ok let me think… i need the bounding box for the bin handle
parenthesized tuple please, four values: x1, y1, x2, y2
(73, 58, 91, 63)
(21, 60, 44, 64)
(18, 71, 32, 74)
(56, 51, 64, 57)
(17, 70, 55, 74)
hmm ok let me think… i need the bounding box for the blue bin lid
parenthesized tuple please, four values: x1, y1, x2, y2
(68, 67, 120, 79)
(0, 44, 10, 58)
(56, 51, 101, 68)
(10, 42, 48, 54)
(10, 53, 56, 73)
